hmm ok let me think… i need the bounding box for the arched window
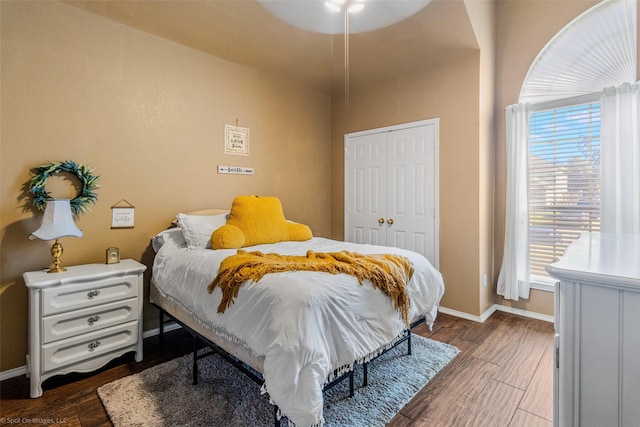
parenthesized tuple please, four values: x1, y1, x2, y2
(498, 0, 638, 300)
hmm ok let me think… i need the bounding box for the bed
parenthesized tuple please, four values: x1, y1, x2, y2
(150, 205, 445, 427)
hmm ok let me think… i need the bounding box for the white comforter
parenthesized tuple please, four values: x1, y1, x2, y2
(152, 232, 444, 426)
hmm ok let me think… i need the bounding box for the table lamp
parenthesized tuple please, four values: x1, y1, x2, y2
(30, 199, 83, 273)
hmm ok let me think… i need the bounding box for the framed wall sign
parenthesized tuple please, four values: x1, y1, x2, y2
(224, 124, 249, 156)
(111, 199, 135, 229)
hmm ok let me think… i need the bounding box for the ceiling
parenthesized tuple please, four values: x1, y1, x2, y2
(64, 0, 480, 94)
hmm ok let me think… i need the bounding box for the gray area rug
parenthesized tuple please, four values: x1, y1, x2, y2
(98, 335, 458, 426)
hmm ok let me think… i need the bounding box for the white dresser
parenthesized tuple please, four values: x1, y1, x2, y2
(24, 259, 146, 398)
(546, 233, 640, 427)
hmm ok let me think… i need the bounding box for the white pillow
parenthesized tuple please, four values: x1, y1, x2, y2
(177, 212, 229, 249)
(151, 228, 187, 253)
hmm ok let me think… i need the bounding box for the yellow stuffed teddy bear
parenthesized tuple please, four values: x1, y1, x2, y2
(211, 195, 313, 249)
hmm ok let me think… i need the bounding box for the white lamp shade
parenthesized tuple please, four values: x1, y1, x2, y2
(31, 199, 83, 241)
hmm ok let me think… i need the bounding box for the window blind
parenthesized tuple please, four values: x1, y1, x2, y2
(528, 102, 601, 278)
(520, 0, 636, 104)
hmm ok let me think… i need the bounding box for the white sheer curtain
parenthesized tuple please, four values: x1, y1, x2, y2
(498, 104, 531, 301)
(600, 82, 640, 234)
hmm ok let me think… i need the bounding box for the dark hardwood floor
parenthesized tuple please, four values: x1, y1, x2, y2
(391, 311, 554, 427)
(0, 311, 554, 426)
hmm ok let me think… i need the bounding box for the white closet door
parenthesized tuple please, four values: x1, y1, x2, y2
(386, 125, 437, 264)
(345, 131, 387, 246)
(345, 119, 439, 268)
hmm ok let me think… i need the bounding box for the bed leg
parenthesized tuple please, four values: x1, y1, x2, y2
(159, 310, 164, 345)
(349, 371, 354, 397)
(274, 406, 281, 427)
(192, 335, 199, 385)
(408, 329, 412, 356)
(363, 362, 368, 387)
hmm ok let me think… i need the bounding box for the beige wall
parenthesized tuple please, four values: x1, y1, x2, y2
(464, 0, 496, 315)
(1, 0, 631, 374)
(0, 1, 332, 371)
(331, 52, 483, 315)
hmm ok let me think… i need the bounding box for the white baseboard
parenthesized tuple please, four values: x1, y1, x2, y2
(1, 322, 184, 382)
(439, 304, 554, 324)
(493, 304, 554, 323)
(438, 306, 493, 323)
(0, 365, 27, 382)
(142, 321, 182, 339)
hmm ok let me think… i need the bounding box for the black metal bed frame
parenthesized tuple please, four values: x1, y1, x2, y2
(154, 304, 426, 426)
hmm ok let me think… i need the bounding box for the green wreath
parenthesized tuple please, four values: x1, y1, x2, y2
(29, 161, 100, 215)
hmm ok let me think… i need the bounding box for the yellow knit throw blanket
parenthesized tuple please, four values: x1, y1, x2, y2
(208, 250, 414, 324)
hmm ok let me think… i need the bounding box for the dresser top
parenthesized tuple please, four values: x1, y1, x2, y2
(23, 259, 147, 289)
(546, 233, 640, 289)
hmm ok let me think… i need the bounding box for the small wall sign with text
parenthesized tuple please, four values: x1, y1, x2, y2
(217, 166, 254, 175)
(111, 199, 135, 229)
(224, 124, 249, 156)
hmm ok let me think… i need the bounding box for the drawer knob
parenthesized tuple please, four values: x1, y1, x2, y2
(87, 340, 101, 352)
(87, 315, 100, 326)
(87, 290, 100, 300)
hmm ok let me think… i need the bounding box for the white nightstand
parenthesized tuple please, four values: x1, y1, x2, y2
(23, 259, 147, 398)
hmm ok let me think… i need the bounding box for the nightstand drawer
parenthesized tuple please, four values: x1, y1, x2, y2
(42, 320, 139, 372)
(42, 298, 138, 344)
(41, 275, 138, 316)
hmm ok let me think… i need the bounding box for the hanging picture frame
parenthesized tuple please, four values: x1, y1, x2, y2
(111, 199, 135, 229)
(224, 124, 250, 156)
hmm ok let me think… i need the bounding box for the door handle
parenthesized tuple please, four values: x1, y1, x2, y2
(387, 218, 394, 225)
(378, 218, 385, 224)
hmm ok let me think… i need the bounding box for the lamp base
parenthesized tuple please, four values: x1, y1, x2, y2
(47, 239, 67, 274)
